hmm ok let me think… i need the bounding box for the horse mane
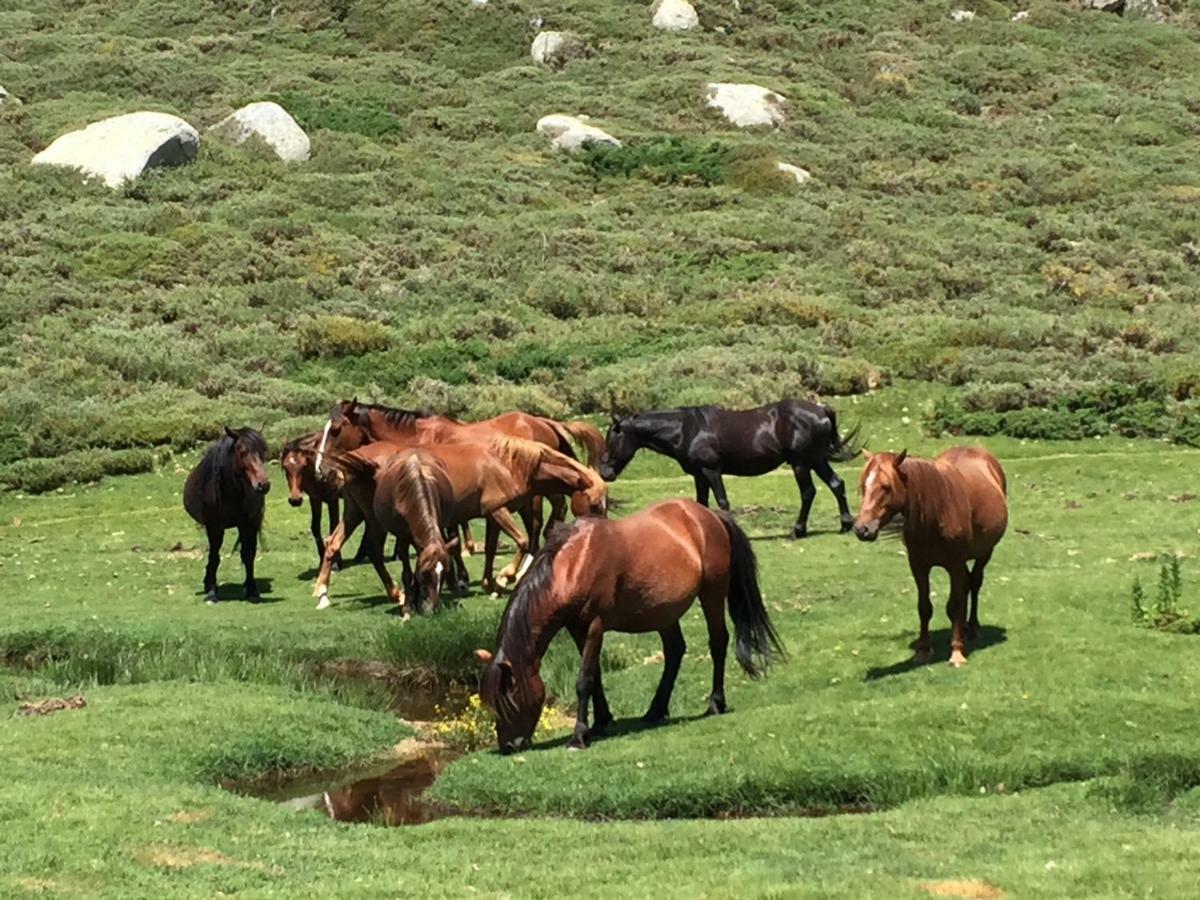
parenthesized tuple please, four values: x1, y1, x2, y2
(348, 401, 433, 431)
(392, 452, 442, 547)
(191, 427, 267, 518)
(281, 431, 322, 457)
(493, 522, 579, 672)
(318, 448, 377, 485)
(901, 457, 972, 539)
(489, 435, 597, 490)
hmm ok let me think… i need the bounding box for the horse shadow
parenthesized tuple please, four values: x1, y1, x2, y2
(524, 711, 712, 753)
(201, 579, 281, 603)
(864, 625, 1008, 681)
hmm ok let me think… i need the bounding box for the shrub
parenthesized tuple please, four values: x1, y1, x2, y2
(0, 448, 158, 493)
(296, 315, 392, 359)
(580, 138, 730, 186)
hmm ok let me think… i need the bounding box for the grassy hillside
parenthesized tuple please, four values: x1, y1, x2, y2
(2, 0, 1200, 490)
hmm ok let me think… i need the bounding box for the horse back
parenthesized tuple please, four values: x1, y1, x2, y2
(935, 447, 1008, 552)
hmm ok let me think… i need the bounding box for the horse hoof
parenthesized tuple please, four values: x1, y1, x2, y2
(641, 711, 667, 725)
(566, 736, 589, 751)
(790, 526, 807, 540)
(948, 651, 968, 668)
(331, 562, 340, 573)
(247, 595, 261, 604)
(839, 520, 855, 534)
(705, 697, 727, 716)
(315, 594, 331, 611)
(205, 598, 217, 606)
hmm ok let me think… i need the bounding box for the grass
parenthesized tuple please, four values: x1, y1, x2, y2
(1, 390, 1199, 893)
(4, 1, 1200, 486)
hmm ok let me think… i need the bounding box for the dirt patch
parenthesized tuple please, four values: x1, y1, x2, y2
(919, 879, 1004, 899)
(167, 809, 215, 824)
(135, 844, 280, 873)
(18, 696, 86, 717)
(1169, 493, 1197, 504)
(10, 879, 63, 895)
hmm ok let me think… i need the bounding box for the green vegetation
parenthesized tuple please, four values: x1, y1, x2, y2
(2, 393, 1199, 893)
(1131, 553, 1197, 633)
(5, 0, 1200, 488)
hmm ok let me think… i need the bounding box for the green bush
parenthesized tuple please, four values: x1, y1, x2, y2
(0, 448, 158, 493)
(580, 138, 730, 186)
(296, 315, 392, 359)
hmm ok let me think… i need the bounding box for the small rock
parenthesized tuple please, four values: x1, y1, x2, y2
(531, 31, 580, 68)
(0, 84, 19, 106)
(32, 111, 199, 188)
(1012, 9, 1030, 20)
(776, 161, 811, 184)
(706, 82, 786, 128)
(950, 9, 976, 21)
(653, 0, 700, 32)
(536, 114, 621, 152)
(209, 101, 310, 162)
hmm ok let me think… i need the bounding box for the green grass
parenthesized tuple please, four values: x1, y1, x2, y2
(1, 391, 1199, 893)
(4, 0, 1200, 486)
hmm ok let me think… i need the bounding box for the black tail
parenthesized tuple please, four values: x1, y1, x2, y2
(716, 511, 785, 678)
(825, 406, 863, 463)
(546, 420, 580, 461)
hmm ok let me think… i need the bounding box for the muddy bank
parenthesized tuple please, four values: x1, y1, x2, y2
(312, 659, 473, 724)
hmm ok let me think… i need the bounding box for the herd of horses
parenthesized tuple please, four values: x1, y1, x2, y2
(184, 398, 1008, 752)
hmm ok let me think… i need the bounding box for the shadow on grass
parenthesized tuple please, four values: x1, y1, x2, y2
(865, 625, 1008, 680)
(523, 711, 714, 753)
(203, 580, 280, 603)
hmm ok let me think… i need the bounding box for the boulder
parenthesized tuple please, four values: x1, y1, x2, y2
(31, 111, 199, 188)
(531, 31, 580, 68)
(0, 84, 18, 106)
(1012, 10, 1030, 20)
(777, 162, 811, 185)
(949, 9, 976, 21)
(536, 114, 621, 152)
(653, 0, 700, 32)
(210, 101, 310, 162)
(705, 83, 786, 128)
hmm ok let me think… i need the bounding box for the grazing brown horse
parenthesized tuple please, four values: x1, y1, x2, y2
(313, 436, 607, 607)
(183, 427, 270, 604)
(315, 446, 463, 615)
(852, 447, 1007, 667)
(317, 400, 601, 545)
(475, 499, 785, 753)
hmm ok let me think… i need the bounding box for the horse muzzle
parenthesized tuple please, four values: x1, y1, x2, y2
(853, 522, 879, 542)
(287, 495, 303, 508)
(255, 482, 271, 496)
(500, 736, 529, 755)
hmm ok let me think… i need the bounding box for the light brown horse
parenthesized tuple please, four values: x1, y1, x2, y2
(313, 436, 607, 607)
(475, 499, 785, 753)
(317, 400, 603, 545)
(852, 447, 1007, 667)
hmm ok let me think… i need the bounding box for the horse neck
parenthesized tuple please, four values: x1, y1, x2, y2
(632, 413, 683, 458)
(396, 459, 443, 551)
(901, 459, 969, 540)
(498, 591, 565, 673)
(531, 455, 588, 495)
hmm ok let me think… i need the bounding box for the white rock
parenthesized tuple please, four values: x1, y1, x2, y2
(777, 162, 811, 184)
(1012, 10, 1029, 20)
(210, 101, 310, 162)
(950, 9, 976, 21)
(31, 111, 199, 188)
(536, 114, 621, 152)
(0, 84, 17, 106)
(705, 83, 786, 128)
(653, 0, 700, 32)
(531, 31, 576, 67)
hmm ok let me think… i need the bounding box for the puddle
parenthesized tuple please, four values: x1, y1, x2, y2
(228, 744, 460, 826)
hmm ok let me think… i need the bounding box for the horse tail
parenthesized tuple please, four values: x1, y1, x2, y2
(716, 510, 785, 678)
(560, 420, 606, 469)
(545, 420, 580, 461)
(824, 406, 863, 463)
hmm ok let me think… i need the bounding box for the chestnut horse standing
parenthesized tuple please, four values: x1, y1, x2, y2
(852, 447, 1007, 667)
(281, 434, 343, 567)
(476, 499, 785, 753)
(313, 437, 607, 608)
(183, 427, 270, 604)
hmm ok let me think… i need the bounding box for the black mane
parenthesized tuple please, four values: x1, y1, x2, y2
(348, 401, 434, 429)
(495, 522, 577, 669)
(191, 427, 266, 510)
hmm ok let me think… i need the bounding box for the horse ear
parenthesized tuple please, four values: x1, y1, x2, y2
(497, 659, 513, 693)
(860, 448, 873, 461)
(895, 449, 908, 467)
(473, 648, 493, 666)
(224, 425, 237, 440)
(445, 536, 461, 552)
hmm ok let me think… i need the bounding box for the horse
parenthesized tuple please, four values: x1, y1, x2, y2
(599, 399, 861, 539)
(475, 498, 785, 753)
(182, 427, 270, 604)
(317, 399, 601, 546)
(314, 446, 463, 615)
(313, 436, 607, 607)
(281, 435, 343, 567)
(852, 447, 1007, 667)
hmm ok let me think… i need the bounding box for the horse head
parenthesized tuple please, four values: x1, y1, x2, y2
(598, 414, 638, 482)
(279, 444, 307, 507)
(416, 536, 457, 613)
(475, 648, 545, 754)
(226, 426, 270, 496)
(853, 449, 907, 542)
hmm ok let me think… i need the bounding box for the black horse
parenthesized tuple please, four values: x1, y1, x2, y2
(183, 427, 270, 603)
(599, 400, 860, 538)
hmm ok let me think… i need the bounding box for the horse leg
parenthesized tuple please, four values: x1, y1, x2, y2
(693, 474, 711, 507)
(309, 500, 326, 568)
(699, 582, 730, 715)
(643, 622, 686, 724)
(446, 526, 469, 595)
(363, 522, 406, 615)
(481, 517, 502, 595)
(568, 618, 605, 750)
(790, 463, 817, 539)
(398, 537, 415, 611)
(702, 467, 730, 511)
(910, 558, 933, 663)
(237, 522, 261, 602)
(522, 501, 542, 556)
(569, 623, 612, 734)
(460, 522, 476, 557)
(314, 504, 359, 609)
(203, 523, 224, 604)
(328, 499, 343, 571)
(492, 508, 531, 586)
(547, 494, 568, 539)
(968, 552, 992, 640)
(947, 564, 971, 667)
(813, 458, 854, 533)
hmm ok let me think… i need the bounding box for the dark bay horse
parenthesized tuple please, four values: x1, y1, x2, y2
(475, 498, 784, 753)
(853, 447, 1008, 667)
(182, 427, 270, 604)
(599, 399, 860, 538)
